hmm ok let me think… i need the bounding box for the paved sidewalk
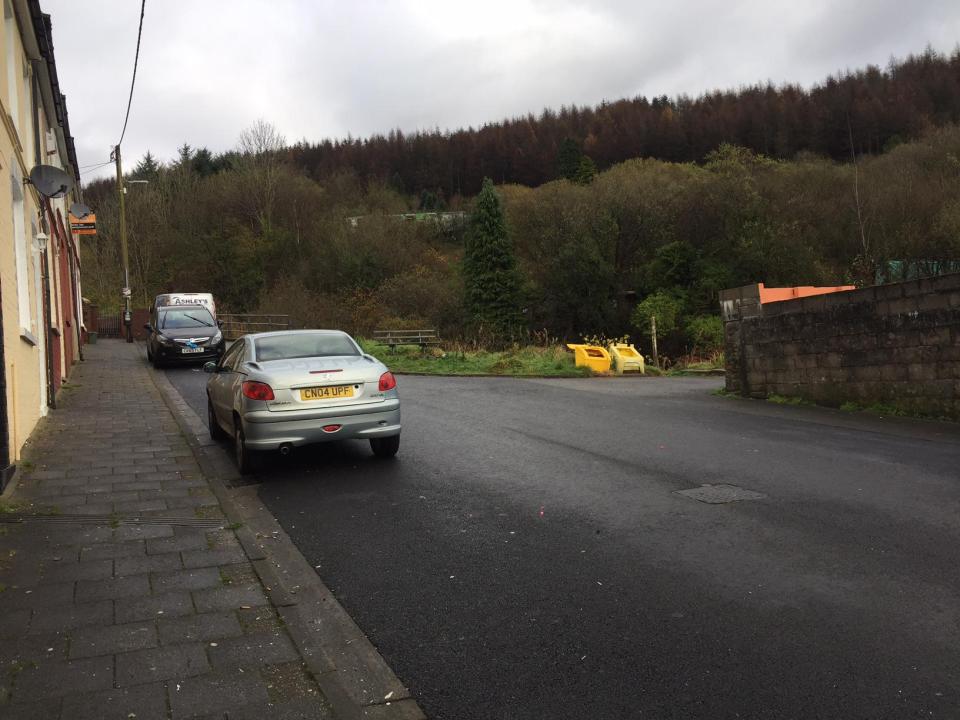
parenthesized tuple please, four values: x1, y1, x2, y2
(0, 341, 333, 719)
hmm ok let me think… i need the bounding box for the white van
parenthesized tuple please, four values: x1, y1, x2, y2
(154, 293, 217, 319)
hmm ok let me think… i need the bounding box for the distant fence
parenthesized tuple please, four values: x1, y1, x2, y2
(218, 313, 291, 340)
(97, 313, 122, 338)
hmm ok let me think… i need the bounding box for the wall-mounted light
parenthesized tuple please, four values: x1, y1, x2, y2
(33, 232, 49, 252)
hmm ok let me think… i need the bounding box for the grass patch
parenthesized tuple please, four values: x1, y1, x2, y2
(673, 360, 724, 372)
(357, 340, 592, 377)
(667, 352, 725, 376)
(712, 387, 738, 398)
(769, 396, 954, 422)
(767, 394, 813, 406)
(841, 400, 916, 418)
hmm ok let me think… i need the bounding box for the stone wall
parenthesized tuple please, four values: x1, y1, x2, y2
(720, 274, 960, 418)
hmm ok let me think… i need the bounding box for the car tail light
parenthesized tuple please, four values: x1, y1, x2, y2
(322, 424, 342, 433)
(378, 371, 397, 391)
(242, 381, 275, 401)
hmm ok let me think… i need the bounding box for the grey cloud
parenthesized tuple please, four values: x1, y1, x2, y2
(41, 0, 959, 183)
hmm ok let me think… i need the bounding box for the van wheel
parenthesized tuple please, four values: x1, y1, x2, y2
(370, 435, 400, 459)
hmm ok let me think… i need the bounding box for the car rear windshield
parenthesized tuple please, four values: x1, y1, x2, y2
(159, 307, 215, 329)
(254, 333, 360, 361)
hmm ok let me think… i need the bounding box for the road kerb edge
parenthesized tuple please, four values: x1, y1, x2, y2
(143, 350, 426, 720)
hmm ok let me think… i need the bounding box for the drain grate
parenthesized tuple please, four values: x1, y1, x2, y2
(675, 484, 766, 504)
(0, 514, 226, 529)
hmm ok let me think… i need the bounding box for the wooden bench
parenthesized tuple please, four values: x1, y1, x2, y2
(373, 329, 442, 351)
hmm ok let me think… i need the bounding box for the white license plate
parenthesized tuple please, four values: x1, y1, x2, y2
(181, 347, 204, 354)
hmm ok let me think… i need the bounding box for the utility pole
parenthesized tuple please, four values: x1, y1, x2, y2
(114, 144, 132, 342)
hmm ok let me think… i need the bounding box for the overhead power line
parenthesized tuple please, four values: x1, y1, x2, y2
(79, 161, 115, 176)
(117, 0, 147, 148)
(78, 159, 112, 169)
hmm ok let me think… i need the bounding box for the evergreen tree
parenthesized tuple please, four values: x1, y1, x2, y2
(131, 150, 160, 180)
(575, 155, 597, 184)
(419, 189, 438, 211)
(191, 147, 216, 177)
(463, 178, 524, 336)
(557, 138, 582, 181)
(177, 143, 194, 168)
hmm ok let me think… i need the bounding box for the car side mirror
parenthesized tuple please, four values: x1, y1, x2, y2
(202, 361, 218, 374)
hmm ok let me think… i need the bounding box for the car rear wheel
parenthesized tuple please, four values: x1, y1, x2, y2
(234, 418, 256, 475)
(208, 398, 228, 441)
(370, 435, 400, 459)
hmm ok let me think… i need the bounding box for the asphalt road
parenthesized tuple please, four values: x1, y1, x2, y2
(163, 364, 960, 720)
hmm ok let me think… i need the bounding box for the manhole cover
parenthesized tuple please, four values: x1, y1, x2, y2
(675, 484, 766, 504)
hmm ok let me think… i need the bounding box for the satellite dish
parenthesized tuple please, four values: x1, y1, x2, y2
(69, 202, 93, 219)
(29, 165, 74, 199)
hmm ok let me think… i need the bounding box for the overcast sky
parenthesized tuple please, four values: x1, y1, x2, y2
(41, 0, 960, 183)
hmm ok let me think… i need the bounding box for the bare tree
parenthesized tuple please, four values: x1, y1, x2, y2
(238, 119, 286, 157)
(236, 120, 287, 233)
(848, 117, 876, 285)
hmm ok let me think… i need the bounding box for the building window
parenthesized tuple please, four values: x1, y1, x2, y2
(11, 160, 31, 331)
(4, 0, 19, 135)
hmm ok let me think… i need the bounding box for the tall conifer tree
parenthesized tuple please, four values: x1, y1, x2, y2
(463, 178, 524, 336)
(557, 138, 582, 181)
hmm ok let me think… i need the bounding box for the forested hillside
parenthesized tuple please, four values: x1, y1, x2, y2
(80, 51, 960, 358)
(82, 118, 960, 358)
(291, 49, 960, 198)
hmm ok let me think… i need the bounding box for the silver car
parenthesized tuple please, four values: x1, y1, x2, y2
(204, 330, 401, 473)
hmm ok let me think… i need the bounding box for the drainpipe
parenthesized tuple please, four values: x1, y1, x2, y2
(39, 202, 56, 409)
(57, 208, 83, 363)
(71, 241, 83, 362)
(40, 244, 56, 410)
(0, 276, 12, 492)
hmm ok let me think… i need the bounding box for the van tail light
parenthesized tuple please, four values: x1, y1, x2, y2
(242, 381, 275, 401)
(378, 371, 397, 391)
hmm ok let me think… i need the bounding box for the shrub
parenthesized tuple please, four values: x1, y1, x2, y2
(685, 315, 724, 355)
(631, 292, 682, 336)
